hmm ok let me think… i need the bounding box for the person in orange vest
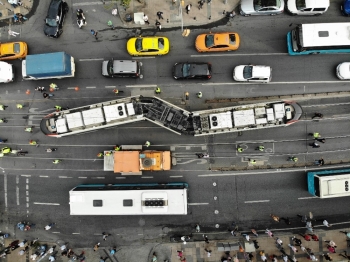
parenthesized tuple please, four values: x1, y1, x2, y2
(114, 145, 121, 151)
(105, 151, 112, 156)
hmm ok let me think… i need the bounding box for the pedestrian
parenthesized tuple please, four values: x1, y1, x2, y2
(24, 127, 33, 132)
(143, 14, 150, 24)
(312, 113, 323, 119)
(35, 86, 45, 92)
(110, 247, 116, 255)
(282, 254, 288, 262)
(288, 244, 298, 253)
(145, 141, 151, 147)
(102, 232, 111, 240)
(292, 236, 302, 246)
(113, 89, 119, 95)
(197, 91, 202, 98)
(90, 29, 98, 40)
(325, 240, 337, 247)
(299, 233, 311, 241)
(155, 87, 161, 94)
(177, 250, 183, 258)
(316, 138, 326, 143)
(185, 4, 192, 14)
(339, 231, 350, 238)
(275, 237, 283, 246)
(308, 253, 318, 261)
(327, 246, 336, 253)
(16, 104, 23, 109)
(280, 217, 291, 225)
(288, 156, 298, 162)
(93, 242, 100, 251)
(0, 138, 8, 143)
(242, 233, 250, 242)
(204, 248, 211, 257)
(339, 251, 350, 259)
(97, 152, 104, 158)
(43, 92, 54, 99)
(260, 251, 267, 262)
(251, 228, 258, 237)
(257, 145, 264, 151)
(105, 151, 112, 156)
(270, 254, 278, 262)
(52, 159, 61, 164)
(310, 142, 320, 148)
(100, 256, 109, 262)
(198, 0, 204, 9)
(300, 244, 307, 252)
(237, 146, 244, 152)
(55, 105, 62, 111)
(308, 132, 321, 138)
(252, 239, 259, 249)
(195, 224, 200, 232)
(323, 220, 332, 227)
(310, 234, 319, 241)
(1, 147, 11, 154)
(297, 214, 308, 223)
(270, 214, 280, 222)
(114, 145, 121, 151)
(156, 11, 164, 19)
(265, 229, 274, 237)
(0, 105, 8, 110)
(29, 140, 37, 146)
(0, 118, 8, 123)
(322, 253, 332, 261)
(315, 158, 324, 166)
(49, 83, 58, 90)
(250, 159, 256, 164)
(45, 223, 55, 230)
(8, 29, 20, 36)
(203, 234, 209, 244)
(155, 20, 161, 31)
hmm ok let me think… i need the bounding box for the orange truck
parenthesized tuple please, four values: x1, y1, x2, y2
(104, 145, 173, 175)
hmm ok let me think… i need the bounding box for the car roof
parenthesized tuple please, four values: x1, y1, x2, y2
(0, 43, 14, 55)
(142, 38, 159, 49)
(252, 65, 271, 77)
(48, 0, 61, 18)
(214, 34, 229, 45)
(305, 0, 329, 8)
(188, 63, 209, 75)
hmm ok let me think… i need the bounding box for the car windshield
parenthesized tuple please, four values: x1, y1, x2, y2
(205, 35, 214, 48)
(158, 38, 165, 50)
(13, 43, 20, 53)
(254, 0, 278, 8)
(46, 18, 57, 27)
(135, 38, 143, 52)
(182, 64, 190, 77)
(243, 66, 253, 79)
(296, 0, 306, 9)
(107, 60, 114, 74)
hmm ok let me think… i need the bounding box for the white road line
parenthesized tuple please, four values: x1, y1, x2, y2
(105, 86, 116, 88)
(52, 232, 60, 234)
(78, 177, 88, 179)
(169, 175, 183, 178)
(202, 80, 350, 86)
(116, 177, 126, 179)
(245, 200, 270, 203)
(298, 196, 318, 200)
(16, 186, 19, 205)
(86, 86, 96, 89)
(91, 177, 105, 179)
(72, 233, 80, 235)
(125, 84, 157, 88)
(40, 176, 49, 178)
(21, 175, 31, 177)
(4, 174, 7, 210)
(141, 176, 153, 179)
(34, 202, 60, 205)
(67, 87, 77, 89)
(79, 58, 104, 61)
(191, 53, 288, 57)
(132, 57, 155, 59)
(188, 203, 209, 205)
(59, 176, 73, 178)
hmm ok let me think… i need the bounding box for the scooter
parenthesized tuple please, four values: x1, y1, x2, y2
(77, 9, 87, 28)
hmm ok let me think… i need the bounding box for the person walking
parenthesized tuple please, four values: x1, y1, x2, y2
(97, 152, 104, 158)
(270, 214, 280, 222)
(49, 83, 59, 90)
(308, 253, 318, 261)
(323, 220, 332, 227)
(155, 87, 161, 94)
(203, 234, 209, 243)
(310, 234, 319, 241)
(288, 244, 298, 253)
(250, 159, 256, 164)
(145, 141, 151, 147)
(322, 253, 332, 261)
(185, 4, 192, 14)
(275, 237, 283, 246)
(251, 228, 258, 237)
(156, 11, 164, 19)
(8, 29, 20, 36)
(93, 243, 100, 251)
(16, 104, 23, 109)
(90, 29, 98, 40)
(114, 145, 121, 151)
(237, 146, 244, 153)
(29, 140, 38, 146)
(315, 158, 324, 166)
(297, 214, 308, 223)
(325, 240, 337, 248)
(52, 159, 61, 164)
(143, 14, 150, 24)
(0, 118, 8, 123)
(100, 257, 109, 262)
(308, 132, 320, 139)
(45, 223, 55, 230)
(155, 20, 161, 31)
(288, 156, 298, 162)
(339, 231, 350, 238)
(312, 113, 323, 119)
(300, 233, 311, 241)
(197, 92, 202, 98)
(195, 224, 200, 232)
(265, 229, 274, 237)
(204, 248, 211, 257)
(257, 145, 264, 151)
(43, 93, 54, 99)
(0, 105, 8, 110)
(292, 236, 302, 246)
(113, 89, 119, 95)
(198, 0, 204, 9)
(310, 142, 320, 148)
(102, 232, 111, 240)
(35, 86, 45, 92)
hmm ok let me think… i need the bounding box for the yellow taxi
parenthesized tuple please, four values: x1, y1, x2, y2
(195, 32, 240, 52)
(0, 42, 28, 60)
(127, 36, 170, 56)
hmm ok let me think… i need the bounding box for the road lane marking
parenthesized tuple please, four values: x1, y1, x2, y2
(34, 202, 60, 205)
(79, 58, 104, 61)
(72, 233, 80, 235)
(116, 177, 126, 179)
(169, 175, 183, 178)
(21, 174, 31, 177)
(141, 176, 153, 179)
(244, 200, 270, 203)
(4, 174, 7, 210)
(91, 177, 105, 179)
(298, 196, 318, 200)
(78, 177, 88, 179)
(191, 53, 288, 57)
(86, 86, 96, 89)
(40, 176, 49, 178)
(59, 176, 73, 178)
(125, 84, 157, 88)
(202, 80, 350, 86)
(188, 203, 209, 205)
(105, 86, 116, 88)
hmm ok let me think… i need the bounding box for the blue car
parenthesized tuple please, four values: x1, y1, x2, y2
(341, 0, 350, 16)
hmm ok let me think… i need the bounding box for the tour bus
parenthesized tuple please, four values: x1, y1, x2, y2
(287, 23, 350, 55)
(307, 169, 350, 198)
(69, 183, 189, 215)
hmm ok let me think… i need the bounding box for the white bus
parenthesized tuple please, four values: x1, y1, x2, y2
(69, 183, 189, 215)
(287, 23, 350, 55)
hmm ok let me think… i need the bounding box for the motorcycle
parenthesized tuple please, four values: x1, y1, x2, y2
(76, 9, 87, 28)
(46, 148, 57, 153)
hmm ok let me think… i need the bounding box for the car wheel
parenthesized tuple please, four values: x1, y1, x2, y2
(244, 14, 251, 17)
(314, 13, 321, 16)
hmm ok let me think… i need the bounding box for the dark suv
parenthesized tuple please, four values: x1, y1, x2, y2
(172, 62, 212, 80)
(44, 0, 68, 38)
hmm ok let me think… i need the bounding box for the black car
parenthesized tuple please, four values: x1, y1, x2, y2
(172, 62, 212, 80)
(44, 0, 68, 38)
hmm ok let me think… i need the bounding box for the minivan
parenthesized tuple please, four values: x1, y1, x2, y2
(286, 0, 329, 15)
(102, 59, 143, 78)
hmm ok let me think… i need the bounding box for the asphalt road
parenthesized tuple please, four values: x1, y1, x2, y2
(1, 0, 350, 247)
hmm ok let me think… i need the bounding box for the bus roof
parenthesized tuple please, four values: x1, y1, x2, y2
(302, 23, 350, 48)
(69, 188, 188, 215)
(318, 173, 350, 198)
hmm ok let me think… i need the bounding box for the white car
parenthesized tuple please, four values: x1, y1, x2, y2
(336, 62, 350, 80)
(233, 65, 272, 83)
(0, 61, 14, 83)
(286, 0, 329, 16)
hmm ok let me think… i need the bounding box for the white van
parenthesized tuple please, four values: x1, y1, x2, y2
(0, 61, 14, 83)
(287, 0, 329, 15)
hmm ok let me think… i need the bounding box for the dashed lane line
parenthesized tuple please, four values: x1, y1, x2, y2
(34, 202, 60, 205)
(202, 80, 350, 85)
(244, 200, 270, 203)
(188, 203, 209, 205)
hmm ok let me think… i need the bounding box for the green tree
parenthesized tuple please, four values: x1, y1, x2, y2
(121, 0, 131, 7)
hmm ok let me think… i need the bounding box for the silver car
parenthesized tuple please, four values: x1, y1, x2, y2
(240, 0, 285, 16)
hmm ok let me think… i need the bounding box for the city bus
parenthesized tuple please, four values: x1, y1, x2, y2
(287, 23, 350, 55)
(307, 168, 350, 198)
(69, 183, 189, 215)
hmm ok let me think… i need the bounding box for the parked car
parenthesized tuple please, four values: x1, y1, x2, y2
(286, 0, 329, 15)
(172, 62, 212, 80)
(0, 42, 27, 60)
(0, 61, 14, 83)
(44, 0, 69, 38)
(336, 62, 350, 79)
(195, 32, 240, 52)
(127, 37, 170, 56)
(240, 0, 285, 16)
(233, 65, 272, 83)
(102, 59, 143, 78)
(341, 0, 350, 16)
